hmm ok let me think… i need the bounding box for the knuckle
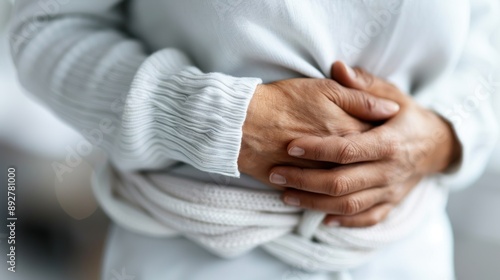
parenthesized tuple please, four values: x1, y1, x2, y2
(321, 80, 341, 101)
(383, 186, 397, 201)
(338, 141, 358, 164)
(386, 139, 399, 158)
(328, 176, 350, 196)
(379, 130, 400, 158)
(365, 96, 376, 112)
(357, 175, 368, 189)
(341, 197, 362, 215)
(322, 79, 339, 90)
(391, 184, 408, 202)
(342, 90, 356, 111)
(379, 170, 392, 185)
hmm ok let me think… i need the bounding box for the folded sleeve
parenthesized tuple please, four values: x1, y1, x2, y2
(414, 0, 500, 190)
(9, 0, 262, 177)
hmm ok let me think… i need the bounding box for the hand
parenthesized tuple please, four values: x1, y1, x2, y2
(269, 62, 461, 226)
(239, 77, 400, 187)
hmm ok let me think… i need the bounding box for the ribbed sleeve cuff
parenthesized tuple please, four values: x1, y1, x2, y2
(120, 49, 262, 177)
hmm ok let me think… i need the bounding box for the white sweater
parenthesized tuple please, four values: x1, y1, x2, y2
(10, 0, 500, 277)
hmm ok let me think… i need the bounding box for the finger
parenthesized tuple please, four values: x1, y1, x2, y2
(270, 162, 394, 196)
(282, 186, 390, 215)
(287, 126, 398, 164)
(331, 61, 406, 102)
(327, 83, 400, 121)
(324, 203, 393, 228)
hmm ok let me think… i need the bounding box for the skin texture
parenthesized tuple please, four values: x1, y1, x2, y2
(268, 62, 462, 227)
(238, 76, 401, 189)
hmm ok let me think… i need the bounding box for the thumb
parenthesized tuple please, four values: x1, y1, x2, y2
(331, 61, 400, 100)
(330, 85, 400, 121)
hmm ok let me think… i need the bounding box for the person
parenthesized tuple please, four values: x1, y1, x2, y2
(9, 0, 499, 279)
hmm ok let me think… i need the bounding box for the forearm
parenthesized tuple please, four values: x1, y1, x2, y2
(11, 0, 262, 176)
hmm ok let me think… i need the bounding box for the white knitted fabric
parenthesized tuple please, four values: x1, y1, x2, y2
(10, 0, 498, 275)
(93, 163, 447, 272)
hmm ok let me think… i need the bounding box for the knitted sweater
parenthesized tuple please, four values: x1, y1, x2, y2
(10, 0, 500, 275)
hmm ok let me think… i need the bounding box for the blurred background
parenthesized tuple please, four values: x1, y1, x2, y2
(0, 0, 499, 279)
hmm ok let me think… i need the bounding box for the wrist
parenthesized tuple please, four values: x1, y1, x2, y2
(238, 84, 267, 173)
(433, 113, 462, 173)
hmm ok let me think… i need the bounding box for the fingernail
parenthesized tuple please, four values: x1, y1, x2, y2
(326, 220, 340, 227)
(284, 196, 300, 206)
(270, 173, 287, 185)
(288, 146, 305, 157)
(381, 100, 400, 114)
(343, 63, 357, 79)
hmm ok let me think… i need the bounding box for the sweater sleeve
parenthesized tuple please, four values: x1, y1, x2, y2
(9, 0, 262, 177)
(414, 0, 500, 190)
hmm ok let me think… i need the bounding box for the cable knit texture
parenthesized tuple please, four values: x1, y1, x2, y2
(93, 163, 447, 271)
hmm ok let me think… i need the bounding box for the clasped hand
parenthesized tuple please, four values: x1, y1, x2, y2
(239, 62, 460, 227)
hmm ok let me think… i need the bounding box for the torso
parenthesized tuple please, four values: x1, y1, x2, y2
(129, 0, 469, 92)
